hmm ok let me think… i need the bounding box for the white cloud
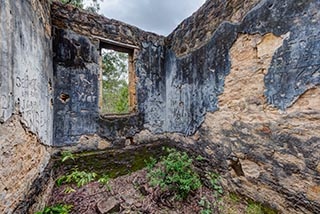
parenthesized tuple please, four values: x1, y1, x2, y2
(86, 0, 205, 35)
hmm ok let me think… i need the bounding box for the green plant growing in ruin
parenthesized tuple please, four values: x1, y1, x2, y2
(101, 49, 129, 114)
(206, 172, 224, 211)
(98, 174, 111, 190)
(64, 187, 76, 194)
(147, 147, 201, 200)
(245, 199, 277, 214)
(199, 196, 214, 214)
(207, 172, 223, 195)
(61, 151, 75, 162)
(246, 201, 264, 214)
(35, 204, 73, 214)
(56, 169, 97, 188)
(144, 157, 157, 170)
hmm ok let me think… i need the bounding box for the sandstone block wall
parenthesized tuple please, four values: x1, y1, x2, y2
(0, 0, 52, 212)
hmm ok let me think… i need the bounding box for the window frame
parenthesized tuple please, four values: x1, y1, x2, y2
(97, 38, 138, 115)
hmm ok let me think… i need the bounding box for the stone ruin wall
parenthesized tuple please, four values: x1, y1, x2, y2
(52, 0, 320, 212)
(51, 1, 166, 147)
(0, 0, 319, 213)
(164, 0, 320, 213)
(0, 0, 53, 213)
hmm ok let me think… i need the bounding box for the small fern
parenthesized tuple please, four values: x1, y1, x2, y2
(61, 151, 75, 163)
(64, 187, 76, 194)
(56, 169, 97, 188)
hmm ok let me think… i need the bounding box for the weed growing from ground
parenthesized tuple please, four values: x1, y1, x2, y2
(61, 151, 75, 163)
(98, 174, 111, 190)
(246, 201, 264, 214)
(35, 204, 73, 214)
(63, 187, 76, 194)
(246, 199, 278, 214)
(229, 192, 240, 203)
(144, 157, 157, 170)
(206, 172, 223, 195)
(56, 169, 97, 188)
(147, 147, 201, 200)
(199, 196, 214, 214)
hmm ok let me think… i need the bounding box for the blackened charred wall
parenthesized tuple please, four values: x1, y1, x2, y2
(51, 2, 165, 146)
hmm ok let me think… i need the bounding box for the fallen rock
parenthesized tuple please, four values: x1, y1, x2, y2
(96, 197, 121, 214)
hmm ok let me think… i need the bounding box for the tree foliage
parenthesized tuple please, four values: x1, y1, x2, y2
(101, 50, 129, 114)
(58, 0, 103, 13)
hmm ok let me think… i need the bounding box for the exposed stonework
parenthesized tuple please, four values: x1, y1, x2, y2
(0, 0, 319, 213)
(0, 0, 53, 213)
(51, 1, 163, 47)
(166, 0, 261, 56)
(219, 33, 285, 109)
(0, 115, 50, 214)
(199, 33, 320, 213)
(161, 0, 320, 136)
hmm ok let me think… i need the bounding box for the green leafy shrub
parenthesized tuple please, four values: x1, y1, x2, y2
(144, 157, 157, 170)
(199, 196, 213, 214)
(35, 204, 73, 214)
(147, 147, 201, 200)
(206, 172, 223, 195)
(56, 169, 97, 188)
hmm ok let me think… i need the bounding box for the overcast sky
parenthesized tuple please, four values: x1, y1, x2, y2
(86, 0, 206, 36)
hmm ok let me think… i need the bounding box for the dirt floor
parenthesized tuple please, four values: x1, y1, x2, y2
(48, 167, 255, 214)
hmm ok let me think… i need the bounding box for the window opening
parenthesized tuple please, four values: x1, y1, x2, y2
(99, 43, 136, 115)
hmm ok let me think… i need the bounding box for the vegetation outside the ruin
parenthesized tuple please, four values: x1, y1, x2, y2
(57, 0, 103, 13)
(101, 50, 129, 114)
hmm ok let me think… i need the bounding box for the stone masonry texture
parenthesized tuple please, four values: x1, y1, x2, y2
(0, 0, 52, 213)
(0, 0, 319, 213)
(51, 0, 320, 213)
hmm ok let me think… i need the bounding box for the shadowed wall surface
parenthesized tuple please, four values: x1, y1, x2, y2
(0, 0, 319, 213)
